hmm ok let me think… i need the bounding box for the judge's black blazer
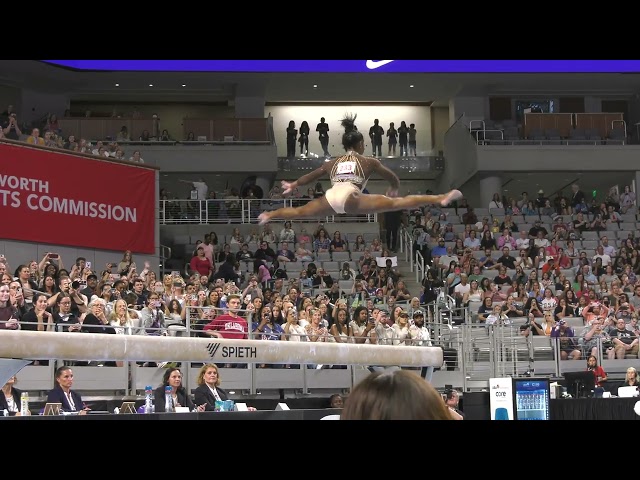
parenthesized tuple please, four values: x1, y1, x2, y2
(46, 386, 85, 412)
(153, 385, 196, 412)
(0, 387, 23, 416)
(193, 383, 229, 411)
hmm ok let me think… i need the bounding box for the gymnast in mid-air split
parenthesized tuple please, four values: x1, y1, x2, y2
(258, 114, 462, 225)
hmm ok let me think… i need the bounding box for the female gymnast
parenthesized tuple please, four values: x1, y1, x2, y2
(258, 114, 462, 225)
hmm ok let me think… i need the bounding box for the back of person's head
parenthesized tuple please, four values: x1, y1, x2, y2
(341, 114, 363, 150)
(341, 369, 452, 420)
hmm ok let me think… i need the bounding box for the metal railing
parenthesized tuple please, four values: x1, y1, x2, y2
(399, 226, 427, 283)
(159, 198, 377, 225)
(474, 129, 504, 143)
(612, 119, 627, 141)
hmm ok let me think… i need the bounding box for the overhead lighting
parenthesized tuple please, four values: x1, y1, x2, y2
(115, 83, 120, 87)
(313, 84, 318, 88)
(181, 84, 186, 87)
(409, 84, 414, 88)
(148, 84, 154, 87)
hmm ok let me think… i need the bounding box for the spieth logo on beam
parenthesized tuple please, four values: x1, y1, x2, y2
(206, 343, 257, 359)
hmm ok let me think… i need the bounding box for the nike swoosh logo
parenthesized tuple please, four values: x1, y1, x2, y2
(366, 60, 395, 70)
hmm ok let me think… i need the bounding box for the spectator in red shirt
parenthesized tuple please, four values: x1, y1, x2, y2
(203, 294, 248, 340)
(189, 246, 213, 278)
(586, 354, 607, 387)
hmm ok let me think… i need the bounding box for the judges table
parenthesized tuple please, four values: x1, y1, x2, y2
(462, 392, 640, 420)
(551, 398, 640, 421)
(0, 409, 342, 421)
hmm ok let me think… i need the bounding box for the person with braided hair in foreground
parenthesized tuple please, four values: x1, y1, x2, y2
(258, 114, 462, 225)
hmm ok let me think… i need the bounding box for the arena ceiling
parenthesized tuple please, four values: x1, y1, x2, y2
(0, 60, 639, 104)
(1, 60, 636, 198)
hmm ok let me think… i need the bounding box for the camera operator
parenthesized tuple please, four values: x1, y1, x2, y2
(47, 277, 88, 316)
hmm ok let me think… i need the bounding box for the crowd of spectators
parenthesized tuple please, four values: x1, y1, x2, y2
(0, 106, 147, 164)
(0, 215, 459, 370)
(409, 184, 640, 362)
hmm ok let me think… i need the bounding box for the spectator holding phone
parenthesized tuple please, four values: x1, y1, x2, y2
(38, 252, 64, 282)
(140, 292, 168, 336)
(242, 276, 263, 303)
(118, 250, 136, 277)
(445, 262, 462, 294)
(15, 264, 38, 308)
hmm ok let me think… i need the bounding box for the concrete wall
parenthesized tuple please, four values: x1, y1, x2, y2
(476, 145, 640, 171)
(141, 144, 277, 173)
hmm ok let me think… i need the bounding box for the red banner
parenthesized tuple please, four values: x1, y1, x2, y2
(0, 143, 156, 254)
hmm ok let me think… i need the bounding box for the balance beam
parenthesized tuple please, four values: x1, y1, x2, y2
(0, 331, 443, 367)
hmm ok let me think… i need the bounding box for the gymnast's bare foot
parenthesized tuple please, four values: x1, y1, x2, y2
(441, 189, 463, 206)
(258, 212, 271, 225)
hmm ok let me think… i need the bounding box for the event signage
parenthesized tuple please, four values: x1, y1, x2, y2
(489, 377, 514, 420)
(42, 59, 640, 73)
(0, 143, 155, 253)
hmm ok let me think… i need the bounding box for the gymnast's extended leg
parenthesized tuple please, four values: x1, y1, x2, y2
(345, 189, 463, 215)
(258, 196, 334, 225)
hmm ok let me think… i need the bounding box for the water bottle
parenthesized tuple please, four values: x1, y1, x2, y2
(144, 385, 154, 414)
(164, 385, 174, 413)
(220, 295, 228, 310)
(20, 392, 29, 416)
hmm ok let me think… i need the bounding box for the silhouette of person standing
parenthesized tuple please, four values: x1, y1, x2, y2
(316, 117, 330, 156)
(286, 120, 297, 158)
(384, 209, 403, 252)
(398, 121, 409, 156)
(299, 121, 310, 156)
(408, 123, 417, 156)
(387, 122, 398, 156)
(369, 119, 384, 156)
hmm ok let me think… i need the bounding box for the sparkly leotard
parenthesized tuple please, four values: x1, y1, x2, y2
(325, 151, 371, 214)
(329, 151, 369, 190)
